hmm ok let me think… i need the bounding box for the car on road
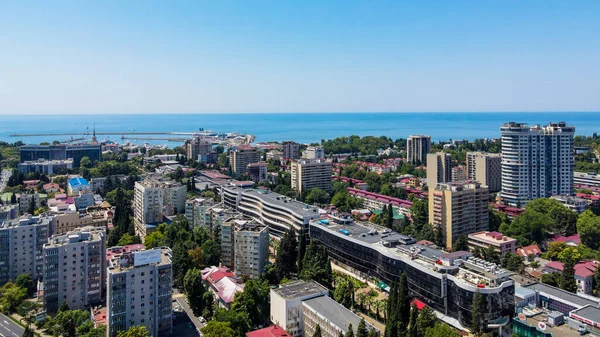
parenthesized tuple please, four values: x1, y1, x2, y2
(198, 317, 206, 324)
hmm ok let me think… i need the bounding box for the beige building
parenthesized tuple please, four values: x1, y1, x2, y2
(290, 159, 332, 195)
(184, 137, 212, 160)
(468, 231, 516, 256)
(230, 146, 261, 175)
(42, 227, 106, 313)
(282, 141, 300, 160)
(426, 152, 452, 188)
(429, 181, 489, 250)
(52, 211, 109, 235)
(407, 135, 431, 166)
(133, 177, 186, 239)
(302, 146, 325, 160)
(466, 152, 502, 193)
(452, 165, 466, 182)
(302, 296, 379, 337)
(106, 246, 173, 337)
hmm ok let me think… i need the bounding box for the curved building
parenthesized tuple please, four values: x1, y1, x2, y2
(309, 217, 514, 331)
(222, 185, 320, 236)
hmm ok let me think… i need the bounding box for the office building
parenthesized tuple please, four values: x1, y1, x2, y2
(67, 177, 91, 196)
(230, 146, 261, 175)
(309, 218, 514, 331)
(247, 162, 268, 183)
(302, 146, 325, 160)
(19, 192, 40, 213)
(302, 296, 379, 337)
(20, 143, 101, 168)
(18, 159, 73, 175)
(574, 172, 600, 187)
(426, 152, 452, 188)
(222, 186, 320, 236)
(42, 227, 106, 313)
(550, 195, 588, 214)
(184, 137, 212, 161)
(106, 246, 173, 337)
(281, 141, 300, 160)
(270, 281, 329, 337)
(0, 215, 50, 284)
(466, 152, 502, 193)
(407, 135, 431, 166)
(184, 198, 217, 228)
(429, 181, 489, 250)
(290, 159, 332, 195)
(468, 231, 516, 256)
(500, 122, 575, 206)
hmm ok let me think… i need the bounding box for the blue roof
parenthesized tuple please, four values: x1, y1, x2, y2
(68, 177, 89, 187)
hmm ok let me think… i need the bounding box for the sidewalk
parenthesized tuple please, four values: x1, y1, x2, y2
(10, 313, 49, 337)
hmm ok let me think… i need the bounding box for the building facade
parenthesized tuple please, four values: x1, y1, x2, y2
(426, 152, 452, 188)
(407, 135, 431, 166)
(429, 181, 489, 250)
(52, 211, 109, 235)
(184, 137, 212, 161)
(230, 146, 261, 175)
(270, 281, 329, 337)
(133, 181, 164, 239)
(550, 195, 588, 214)
(468, 231, 517, 256)
(247, 162, 268, 183)
(0, 205, 18, 222)
(20, 143, 101, 168)
(302, 146, 325, 160)
(574, 172, 600, 187)
(302, 296, 379, 337)
(234, 222, 269, 279)
(18, 159, 73, 175)
(42, 227, 106, 313)
(500, 122, 575, 206)
(466, 152, 502, 193)
(281, 141, 300, 160)
(290, 159, 332, 195)
(184, 198, 217, 228)
(19, 192, 40, 213)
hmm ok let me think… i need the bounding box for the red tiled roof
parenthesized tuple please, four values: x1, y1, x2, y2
(347, 188, 412, 208)
(517, 244, 542, 257)
(551, 234, 581, 245)
(247, 325, 291, 337)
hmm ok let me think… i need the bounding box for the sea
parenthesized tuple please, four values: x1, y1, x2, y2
(1, 112, 599, 147)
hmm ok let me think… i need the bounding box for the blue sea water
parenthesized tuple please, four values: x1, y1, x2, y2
(0, 112, 599, 146)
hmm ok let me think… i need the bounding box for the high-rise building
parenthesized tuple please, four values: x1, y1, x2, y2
(429, 181, 489, 250)
(426, 152, 452, 188)
(18, 192, 40, 213)
(184, 198, 217, 228)
(281, 141, 300, 160)
(406, 135, 431, 166)
(0, 215, 50, 285)
(42, 227, 106, 313)
(234, 222, 269, 278)
(106, 246, 173, 337)
(230, 146, 261, 175)
(452, 165, 466, 182)
(290, 159, 332, 195)
(247, 162, 268, 183)
(184, 137, 212, 161)
(466, 152, 502, 193)
(302, 146, 325, 160)
(270, 281, 329, 337)
(20, 144, 101, 168)
(500, 122, 575, 206)
(133, 178, 186, 239)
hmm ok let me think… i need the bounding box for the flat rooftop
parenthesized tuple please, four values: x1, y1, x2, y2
(302, 296, 376, 333)
(571, 305, 600, 325)
(272, 280, 328, 300)
(108, 247, 172, 272)
(225, 186, 320, 216)
(524, 283, 600, 308)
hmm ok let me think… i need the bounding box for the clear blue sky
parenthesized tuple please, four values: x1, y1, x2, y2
(1, 1, 599, 114)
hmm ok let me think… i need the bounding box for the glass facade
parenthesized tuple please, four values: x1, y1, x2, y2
(20, 144, 101, 167)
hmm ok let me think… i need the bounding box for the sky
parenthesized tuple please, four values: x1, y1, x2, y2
(1, 1, 599, 115)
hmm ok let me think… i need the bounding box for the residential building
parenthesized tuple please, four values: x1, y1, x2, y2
(270, 280, 329, 337)
(466, 152, 502, 192)
(19, 192, 40, 213)
(20, 143, 101, 167)
(281, 141, 300, 160)
(106, 246, 173, 337)
(247, 162, 268, 183)
(52, 211, 109, 235)
(468, 231, 517, 256)
(18, 158, 73, 175)
(246, 325, 291, 337)
(302, 146, 325, 160)
(184, 137, 212, 160)
(406, 135, 431, 166)
(73, 192, 95, 211)
(500, 122, 575, 206)
(67, 177, 91, 196)
(426, 152, 452, 188)
(267, 150, 282, 161)
(201, 266, 244, 309)
(290, 159, 332, 195)
(574, 172, 600, 187)
(429, 181, 489, 250)
(516, 245, 542, 259)
(230, 146, 261, 175)
(0, 215, 50, 284)
(161, 180, 187, 215)
(550, 195, 588, 213)
(0, 205, 18, 222)
(184, 198, 217, 228)
(133, 177, 186, 239)
(309, 218, 514, 331)
(544, 260, 599, 294)
(42, 227, 106, 313)
(89, 175, 128, 194)
(452, 165, 466, 182)
(234, 221, 269, 278)
(302, 296, 379, 337)
(222, 185, 320, 236)
(347, 188, 412, 214)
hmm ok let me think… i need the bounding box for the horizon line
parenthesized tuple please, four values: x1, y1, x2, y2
(1, 111, 599, 116)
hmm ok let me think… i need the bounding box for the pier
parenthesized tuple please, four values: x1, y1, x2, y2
(10, 131, 200, 137)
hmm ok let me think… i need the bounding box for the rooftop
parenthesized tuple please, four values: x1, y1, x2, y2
(20, 158, 74, 165)
(468, 231, 516, 244)
(570, 305, 600, 326)
(223, 185, 320, 216)
(272, 280, 328, 300)
(246, 325, 291, 337)
(302, 296, 377, 334)
(524, 283, 600, 308)
(107, 246, 172, 272)
(68, 177, 90, 187)
(46, 226, 105, 247)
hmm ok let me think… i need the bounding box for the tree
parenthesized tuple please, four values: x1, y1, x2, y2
(15, 274, 34, 297)
(188, 246, 205, 267)
(386, 204, 394, 228)
(357, 319, 368, 337)
(10, 192, 16, 204)
(333, 279, 354, 309)
(526, 198, 578, 236)
(231, 279, 271, 327)
(501, 253, 524, 273)
(594, 266, 600, 296)
(577, 210, 600, 250)
(213, 308, 251, 337)
(416, 306, 437, 337)
(202, 321, 235, 337)
(368, 328, 378, 337)
(410, 199, 428, 231)
(79, 156, 92, 169)
(300, 241, 332, 288)
(116, 326, 150, 337)
(424, 323, 459, 337)
(305, 188, 331, 205)
(470, 290, 485, 336)
(452, 235, 469, 252)
(385, 281, 399, 337)
(541, 273, 560, 287)
(297, 228, 307, 272)
(22, 327, 34, 337)
(276, 228, 298, 279)
(144, 230, 166, 249)
(117, 233, 138, 246)
(184, 268, 207, 315)
(398, 273, 410, 327)
(560, 255, 577, 293)
(345, 323, 355, 337)
(502, 209, 551, 245)
(202, 240, 221, 266)
(0, 282, 26, 313)
(313, 325, 323, 337)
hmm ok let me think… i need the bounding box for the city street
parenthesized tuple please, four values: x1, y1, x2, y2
(0, 313, 24, 337)
(173, 290, 205, 335)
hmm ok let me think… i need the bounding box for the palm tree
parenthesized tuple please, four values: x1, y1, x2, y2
(379, 299, 388, 321)
(357, 292, 367, 312)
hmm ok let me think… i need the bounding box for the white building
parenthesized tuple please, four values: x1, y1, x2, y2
(468, 231, 517, 256)
(302, 296, 379, 337)
(19, 192, 40, 213)
(134, 177, 186, 239)
(500, 122, 575, 206)
(18, 158, 73, 175)
(42, 227, 106, 313)
(184, 198, 217, 228)
(550, 195, 588, 214)
(574, 172, 600, 187)
(233, 221, 269, 279)
(290, 159, 332, 195)
(106, 246, 173, 337)
(270, 280, 329, 337)
(302, 146, 325, 160)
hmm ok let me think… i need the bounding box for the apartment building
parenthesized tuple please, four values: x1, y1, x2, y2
(290, 159, 332, 195)
(18, 158, 73, 175)
(247, 162, 268, 183)
(426, 152, 452, 188)
(281, 141, 300, 160)
(466, 152, 502, 193)
(574, 172, 600, 187)
(184, 137, 212, 160)
(89, 175, 128, 194)
(184, 198, 217, 228)
(302, 296, 379, 337)
(134, 177, 186, 239)
(0, 205, 18, 222)
(429, 181, 489, 250)
(19, 192, 40, 214)
(52, 211, 109, 235)
(500, 122, 575, 206)
(452, 165, 466, 182)
(42, 227, 106, 313)
(550, 195, 588, 214)
(302, 146, 325, 160)
(230, 146, 261, 175)
(0, 215, 50, 284)
(106, 246, 173, 337)
(234, 221, 269, 278)
(468, 231, 517, 256)
(406, 135, 431, 166)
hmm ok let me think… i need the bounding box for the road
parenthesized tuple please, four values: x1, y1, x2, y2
(0, 169, 12, 194)
(173, 290, 205, 334)
(0, 314, 24, 337)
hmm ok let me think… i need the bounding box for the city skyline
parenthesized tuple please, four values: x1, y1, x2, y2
(1, 1, 600, 115)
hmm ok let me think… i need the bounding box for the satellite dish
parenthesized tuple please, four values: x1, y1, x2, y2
(538, 322, 547, 331)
